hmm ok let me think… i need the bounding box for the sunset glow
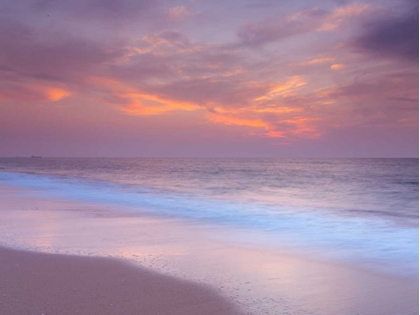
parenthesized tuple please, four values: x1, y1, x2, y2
(0, 0, 417, 157)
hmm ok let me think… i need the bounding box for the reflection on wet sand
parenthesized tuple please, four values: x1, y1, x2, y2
(0, 186, 418, 315)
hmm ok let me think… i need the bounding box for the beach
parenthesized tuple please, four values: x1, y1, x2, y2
(1, 0, 418, 311)
(0, 180, 418, 315)
(0, 247, 242, 315)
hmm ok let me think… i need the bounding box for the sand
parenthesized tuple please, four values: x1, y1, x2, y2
(0, 185, 418, 315)
(0, 247, 243, 315)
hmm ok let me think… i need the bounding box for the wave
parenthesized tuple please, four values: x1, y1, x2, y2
(0, 170, 418, 275)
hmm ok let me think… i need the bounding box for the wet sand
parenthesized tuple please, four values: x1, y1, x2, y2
(0, 247, 243, 315)
(0, 185, 418, 315)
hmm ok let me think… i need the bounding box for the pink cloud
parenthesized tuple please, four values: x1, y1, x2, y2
(0, 0, 416, 152)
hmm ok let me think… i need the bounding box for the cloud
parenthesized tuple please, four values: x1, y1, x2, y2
(0, 0, 416, 147)
(237, 7, 328, 47)
(307, 73, 419, 129)
(167, 5, 195, 22)
(0, 21, 126, 85)
(330, 63, 345, 70)
(318, 2, 371, 31)
(352, 0, 419, 62)
(1, 0, 158, 21)
(149, 78, 267, 110)
(207, 107, 322, 139)
(0, 18, 127, 106)
(298, 57, 336, 66)
(254, 76, 307, 101)
(237, 3, 370, 47)
(0, 79, 71, 103)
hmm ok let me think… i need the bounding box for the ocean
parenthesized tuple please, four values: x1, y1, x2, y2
(0, 158, 418, 275)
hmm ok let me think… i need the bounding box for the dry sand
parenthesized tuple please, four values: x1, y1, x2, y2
(0, 247, 243, 315)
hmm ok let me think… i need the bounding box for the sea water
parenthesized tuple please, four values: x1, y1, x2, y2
(0, 158, 418, 275)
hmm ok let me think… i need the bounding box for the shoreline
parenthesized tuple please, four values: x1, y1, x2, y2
(0, 246, 244, 315)
(0, 184, 418, 315)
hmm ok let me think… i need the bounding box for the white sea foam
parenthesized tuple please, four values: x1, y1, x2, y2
(0, 159, 418, 276)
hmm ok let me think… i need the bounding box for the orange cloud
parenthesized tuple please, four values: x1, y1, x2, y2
(299, 57, 336, 66)
(121, 93, 199, 116)
(89, 76, 200, 116)
(284, 118, 321, 138)
(256, 107, 302, 114)
(136, 32, 203, 56)
(44, 87, 71, 101)
(208, 105, 321, 140)
(255, 76, 307, 101)
(208, 113, 268, 128)
(0, 82, 71, 103)
(330, 63, 346, 70)
(89, 74, 321, 140)
(265, 131, 286, 138)
(333, 3, 371, 18)
(319, 3, 371, 31)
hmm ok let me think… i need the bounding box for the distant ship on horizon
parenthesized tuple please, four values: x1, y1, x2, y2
(30, 156, 42, 159)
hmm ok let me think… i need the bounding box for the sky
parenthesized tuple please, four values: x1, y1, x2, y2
(0, 0, 418, 157)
